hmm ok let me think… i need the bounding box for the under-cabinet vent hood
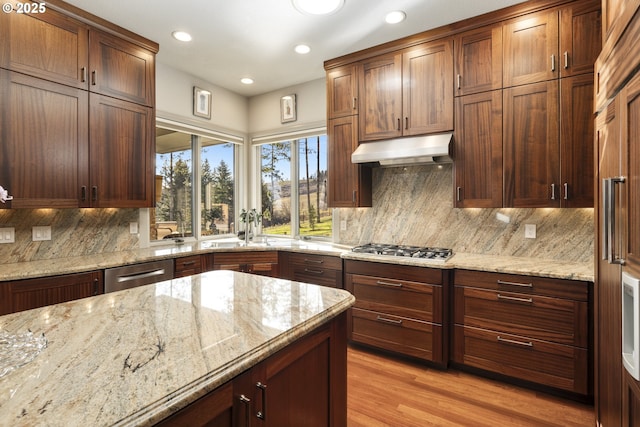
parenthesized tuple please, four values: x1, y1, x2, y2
(351, 133, 453, 167)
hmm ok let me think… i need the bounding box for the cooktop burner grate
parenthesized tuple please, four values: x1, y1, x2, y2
(351, 243, 453, 260)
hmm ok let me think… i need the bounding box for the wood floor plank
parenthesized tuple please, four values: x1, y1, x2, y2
(347, 346, 595, 427)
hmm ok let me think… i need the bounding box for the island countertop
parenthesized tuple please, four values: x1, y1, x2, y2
(0, 270, 355, 426)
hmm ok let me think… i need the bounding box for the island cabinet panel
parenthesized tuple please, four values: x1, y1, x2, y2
(454, 25, 503, 97)
(212, 251, 279, 278)
(452, 269, 591, 397)
(0, 270, 103, 315)
(158, 312, 347, 427)
(344, 259, 448, 366)
(279, 252, 343, 289)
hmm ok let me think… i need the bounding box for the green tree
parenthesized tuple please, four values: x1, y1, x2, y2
(157, 152, 191, 231)
(212, 159, 234, 231)
(261, 142, 290, 223)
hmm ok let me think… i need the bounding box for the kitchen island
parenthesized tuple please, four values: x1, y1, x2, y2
(0, 270, 354, 426)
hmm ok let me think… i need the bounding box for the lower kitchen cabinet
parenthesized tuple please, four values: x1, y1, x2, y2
(174, 255, 203, 278)
(344, 259, 449, 366)
(279, 252, 343, 288)
(157, 312, 347, 427)
(452, 269, 592, 397)
(0, 270, 103, 315)
(211, 252, 279, 278)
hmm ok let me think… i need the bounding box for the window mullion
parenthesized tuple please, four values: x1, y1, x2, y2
(291, 139, 300, 237)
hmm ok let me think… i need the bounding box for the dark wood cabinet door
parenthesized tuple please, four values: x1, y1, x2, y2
(157, 381, 233, 427)
(358, 53, 402, 141)
(623, 72, 640, 272)
(327, 116, 372, 207)
(503, 10, 559, 87)
(88, 93, 154, 208)
(454, 90, 503, 208)
(503, 80, 560, 207)
(326, 64, 357, 119)
(89, 29, 155, 106)
(0, 1, 89, 89)
(0, 271, 103, 315)
(402, 40, 453, 135)
(0, 70, 88, 209)
(454, 25, 503, 96)
(559, 0, 601, 78)
(595, 98, 623, 427)
(560, 73, 594, 208)
(623, 371, 640, 427)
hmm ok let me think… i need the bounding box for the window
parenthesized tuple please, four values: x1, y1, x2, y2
(260, 134, 330, 238)
(152, 125, 237, 242)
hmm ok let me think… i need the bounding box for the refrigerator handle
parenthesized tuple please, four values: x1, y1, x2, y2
(606, 177, 626, 265)
(602, 178, 610, 261)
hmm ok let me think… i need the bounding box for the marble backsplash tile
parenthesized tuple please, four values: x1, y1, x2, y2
(336, 164, 594, 263)
(0, 209, 139, 263)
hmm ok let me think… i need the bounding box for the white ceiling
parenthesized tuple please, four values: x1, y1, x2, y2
(63, 0, 527, 97)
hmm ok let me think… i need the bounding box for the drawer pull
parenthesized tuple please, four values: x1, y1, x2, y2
(304, 268, 324, 275)
(376, 280, 403, 288)
(303, 258, 323, 264)
(180, 261, 196, 266)
(497, 279, 533, 288)
(497, 336, 533, 348)
(376, 316, 402, 325)
(497, 294, 533, 304)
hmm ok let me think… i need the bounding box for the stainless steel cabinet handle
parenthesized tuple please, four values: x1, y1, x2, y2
(497, 336, 533, 347)
(551, 54, 556, 72)
(81, 67, 87, 83)
(352, 190, 356, 203)
(239, 395, 251, 427)
(256, 382, 267, 420)
(116, 268, 167, 283)
(456, 186, 462, 202)
(551, 183, 556, 200)
(376, 316, 402, 325)
(564, 51, 569, 69)
(405, 117, 409, 130)
(93, 278, 100, 295)
(91, 70, 97, 85)
(81, 186, 87, 202)
(397, 118, 401, 131)
(497, 294, 534, 304)
(563, 183, 569, 200)
(376, 280, 403, 288)
(91, 186, 98, 202)
(304, 258, 323, 264)
(604, 177, 626, 264)
(457, 74, 461, 89)
(352, 97, 357, 110)
(304, 268, 324, 275)
(497, 279, 533, 288)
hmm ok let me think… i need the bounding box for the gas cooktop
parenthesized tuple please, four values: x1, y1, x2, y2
(351, 243, 453, 261)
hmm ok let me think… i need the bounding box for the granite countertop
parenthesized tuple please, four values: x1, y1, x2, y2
(0, 270, 355, 426)
(1, 238, 594, 283)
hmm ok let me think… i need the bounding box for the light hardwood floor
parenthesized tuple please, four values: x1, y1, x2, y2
(347, 346, 595, 427)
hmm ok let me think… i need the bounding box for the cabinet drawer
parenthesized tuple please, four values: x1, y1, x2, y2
(291, 268, 342, 289)
(348, 274, 441, 323)
(174, 255, 202, 278)
(454, 286, 588, 347)
(287, 252, 342, 270)
(214, 251, 278, 265)
(455, 269, 589, 301)
(352, 308, 442, 362)
(453, 325, 589, 395)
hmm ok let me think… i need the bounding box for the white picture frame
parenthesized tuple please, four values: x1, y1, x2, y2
(280, 94, 297, 123)
(193, 86, 212, 119)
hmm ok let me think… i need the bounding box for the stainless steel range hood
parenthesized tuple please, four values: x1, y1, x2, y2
(351, 133, 453, 167)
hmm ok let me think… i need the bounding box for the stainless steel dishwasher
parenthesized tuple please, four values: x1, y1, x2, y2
(104, 259, 174, 293)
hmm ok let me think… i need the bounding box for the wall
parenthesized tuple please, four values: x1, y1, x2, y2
(336, 164, 594, 263)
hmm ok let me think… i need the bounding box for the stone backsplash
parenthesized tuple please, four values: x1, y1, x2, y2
(0, 209, 139, 264)
(336, 164, 594, 263)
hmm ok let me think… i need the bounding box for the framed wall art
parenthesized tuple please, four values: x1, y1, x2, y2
(280, 94, 296, 123)
(193, 86, 212, 119)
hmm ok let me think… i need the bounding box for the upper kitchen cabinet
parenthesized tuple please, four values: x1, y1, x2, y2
(327, 115, 372, 207)
(503, 0, 600, 86)
(327, 64, 358, 119)
(503, 81, 560, 208)
(601, 0, 640, 46)
(454, 90, 503, 208)
(454, 25, 503, 96)
(89, 30, 155, 107)
(0, 0, 158, 209)
(0, 1, 89, 90)
(358, 39, 454, 141)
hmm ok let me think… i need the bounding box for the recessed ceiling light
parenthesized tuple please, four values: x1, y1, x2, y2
(295, 44, 311, 54)
(241, 77, 254, 85)
(292, 0, 344, 15)
(385, 10, 406, 24)
(171, 31, 192, 42)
